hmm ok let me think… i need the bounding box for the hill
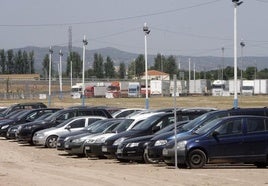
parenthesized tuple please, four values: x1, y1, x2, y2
(12, 46, 268, 74)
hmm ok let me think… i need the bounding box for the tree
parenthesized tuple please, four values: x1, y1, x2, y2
(0, 49, 6, 74)
(6, 49, 14, 74)
(244, 66, 256, 80)
(29, 51, 35, 73)
(118, 62, 126, 79)
(42, 54, 49, 79)
(134, 54, 145, 78)
(67, 51, 82, 78)
(165, 55, 177, 77)
(22, 51, 28, 74)
(93, 53, 104, 78)
(153, 53, 165, 72)
(104, 56, 115, 78)
(14, 50, 23, 74)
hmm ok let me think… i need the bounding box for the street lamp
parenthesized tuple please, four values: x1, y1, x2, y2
(48, 47, 53, 107)
(232, 0, 243, 109)
(59, 50, 63, 99)
(143, 22, 150, 109)
(82, 35, 88, 106)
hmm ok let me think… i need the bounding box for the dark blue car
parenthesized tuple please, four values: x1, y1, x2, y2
(162, 115, 268, 168)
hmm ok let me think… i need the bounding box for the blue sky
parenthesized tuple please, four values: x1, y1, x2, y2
(0, 0, 268, 57)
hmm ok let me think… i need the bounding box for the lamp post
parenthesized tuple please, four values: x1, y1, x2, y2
(59, 50, 63, 99)
(221, 47, 225, 80)
(143, 23, 150, 109)
(48, 47, 53, 107)
(232, 0, 243, 109)
(82, 35, 88, 106)
(240, 40, 245, 81)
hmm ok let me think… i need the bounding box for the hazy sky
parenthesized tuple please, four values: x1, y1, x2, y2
(0, 0, 268, 57)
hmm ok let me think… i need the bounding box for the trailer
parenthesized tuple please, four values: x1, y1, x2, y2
(241, 80, 254, 96)
(150, 80, 170, 96)
(212, 80, 229, 96)
(254, 79, 268, 95)
(189, 79, 210, 95)
(105, 81, 129, 98)
(128, 82, 140, 97)
(169, 80, 187, 97)
(84, 86, 107, 98)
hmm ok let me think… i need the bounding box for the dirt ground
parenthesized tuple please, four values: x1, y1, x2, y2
(1, 96, 268, 186)
(0, 138, 268, 186)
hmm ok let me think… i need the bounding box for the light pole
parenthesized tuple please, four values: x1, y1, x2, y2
(232, 0, 243, 109)
(143, 23, 150, 109)
(221, 47, 225, 80)
(240, 40, 245, 81)
(48, 47, 53, 107)
(59, 50, 63, 99)
(82, 35, 88, 106)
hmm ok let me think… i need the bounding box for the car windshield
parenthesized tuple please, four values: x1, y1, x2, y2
(89, 121, 116, 133)
(43, 110, 65, 122)
(181, 112, 213, 132)
(4, 109, 26, 119)
(35, 113, 53, 121)
(111, 119, 133, 133)
(194, 118, 222, 135)
(132, 115, 161, 130)
(85, 120, 107, 130)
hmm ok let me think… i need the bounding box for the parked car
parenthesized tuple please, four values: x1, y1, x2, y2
(112, 108, 145, 118)
(6, 112, 55, 140)
(84, 116, 152, 158)
(63, 119, 124, 156)
(16, 107, 113, 144)
(0, 108, 61, 137)
(162, 115, 268, 168)
(102, 108, 213, 160)
(0, 102, 47, 117)
(145, 107, 268, 164)
(32, 116, 106, 148)
(115, 107, 215, 163)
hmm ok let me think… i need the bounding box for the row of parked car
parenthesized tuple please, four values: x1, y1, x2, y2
(1, 102, 268, 169)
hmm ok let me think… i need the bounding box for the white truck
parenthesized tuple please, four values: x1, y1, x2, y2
(254, 79, 268, 95)
(228, 79, 241, 95)
(212, 80, 229, 96)
(128, 82, 140, 97)
(169, 80, 187, 97)
(189, 79, 210, 95)
(150, 80, 170, 96)
(241, 80, 254, 96)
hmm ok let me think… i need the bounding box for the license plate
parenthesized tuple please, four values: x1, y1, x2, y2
(162, 148, 168, 155)
(85, 146, 90, 150)
(117, 148, 122, 154)
(102, 146, 107, 152)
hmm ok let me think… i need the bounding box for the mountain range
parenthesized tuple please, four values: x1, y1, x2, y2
(12, 46, 268, 74)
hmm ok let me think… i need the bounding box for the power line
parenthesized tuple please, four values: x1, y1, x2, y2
(0, 0, 222, 27)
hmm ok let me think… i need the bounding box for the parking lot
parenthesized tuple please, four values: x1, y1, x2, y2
(0, 138, 267, 186)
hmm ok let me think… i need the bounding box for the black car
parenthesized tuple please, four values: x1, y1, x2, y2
(115, 120, 188, 163)
(0, 108, 61, 137)
(16, 107, 112, 144)
(145, 107, 268, 164)
(102, 108, 215, 159)
(0, 102, 47, 117)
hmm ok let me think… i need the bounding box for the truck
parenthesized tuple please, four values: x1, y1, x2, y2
(228, 79, 241, 95)
(169, 80, 187, 97)
(105, 81, 129, 98)
(150, 80, 170, 96)
(254, 79, 268, 95)
(241, 80, 254, 96)
(212, 80, 229, 96)
(84, 86, 107, 98)
(128, 82, 140, 97)
(189, 79, 210, 95)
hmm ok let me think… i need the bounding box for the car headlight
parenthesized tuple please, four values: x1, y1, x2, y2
(113, 137, 126, 146)
(1, 125, 9, 130)
(176, 140, 187, 150)
(25, 125, 33, 130)
(35, 133, 44, 137)
(95, 137, 107, 143)
(154, 140, 167, 146)
(72, 138, 83, 143)
(126, 142, 139, 148)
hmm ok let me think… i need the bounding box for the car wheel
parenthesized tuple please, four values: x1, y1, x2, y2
(187, 149, 206, 169)
(255, 162, 267, 168)
(45, 135, 58, 148)
(143, 151, 159, 164)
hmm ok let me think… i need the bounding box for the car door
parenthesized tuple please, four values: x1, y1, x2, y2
(66, 118, 87, 132)
(242, 117, 267, 161)
(206, 118, 244, 162)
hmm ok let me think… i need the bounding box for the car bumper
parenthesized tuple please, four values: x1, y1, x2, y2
(64, 142, 84, 155)
(32, 136, 46, 146)
(162, 148, 187, 165)
(147, 145, 166, 162)
(116, 146, 144, 162)
(102, 145, 117, 159)
(85, 143, 104, 157)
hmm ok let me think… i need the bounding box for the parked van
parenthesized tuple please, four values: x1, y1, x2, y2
(162, 115, 268, 168)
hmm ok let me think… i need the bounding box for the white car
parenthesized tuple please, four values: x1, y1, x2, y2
(32, 116, 106, 148)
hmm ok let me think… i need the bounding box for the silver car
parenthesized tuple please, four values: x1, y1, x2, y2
(32, 116, 106, 148)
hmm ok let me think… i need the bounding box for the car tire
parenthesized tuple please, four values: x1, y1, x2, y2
(143, 151, 159, 164)
(187, 149, 206, 169)
(45, 135, 58, 148)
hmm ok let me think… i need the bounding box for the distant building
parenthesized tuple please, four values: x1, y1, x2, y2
(140, 70, 170, 81)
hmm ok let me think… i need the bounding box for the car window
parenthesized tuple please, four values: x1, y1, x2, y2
(69, 119, 86, 128)
(215, 119, 242, 135)
(247, 118, 265, 133)
(58, 112, 75, 121)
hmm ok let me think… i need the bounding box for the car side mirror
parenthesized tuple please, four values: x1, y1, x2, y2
(65, 125, 71, 130)
(212, 131, 219, 137)
(152, 125, 160, 133)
